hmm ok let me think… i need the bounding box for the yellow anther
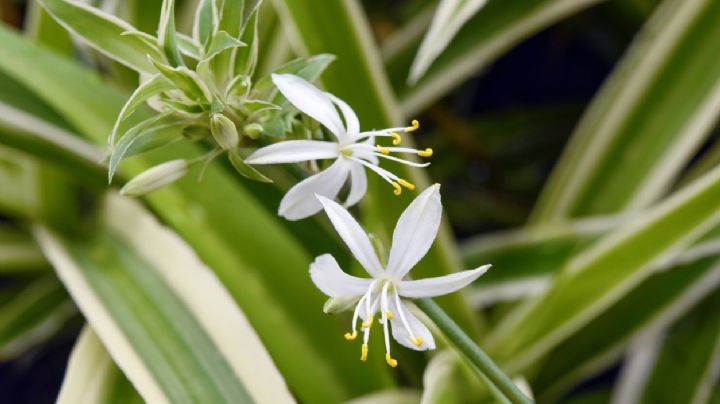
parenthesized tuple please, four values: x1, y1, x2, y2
(411, 336, 424, 347)
(392, 182, 402, 196)
(344, 330, 357, 341)
(376, 145, 390, 155)
(361, 344, 369, 361)
(418, 148, 433, 157)
(391, 133, 402, 145)
(385, 310, 393, 320)
(362, 315, 374, 329)
(398, 179, 415, 190)
(405, 119, 420, 132)
(385, 353, 398, 367)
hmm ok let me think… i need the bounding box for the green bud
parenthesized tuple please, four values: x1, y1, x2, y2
(210, 113, 239, 149)
(323, 296, 361, 314)
(120, 160, 188, 196)
(243, 123, 263, 139)
(225, 75, 252, 99)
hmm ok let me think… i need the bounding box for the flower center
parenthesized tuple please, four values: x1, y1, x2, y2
(343, 278, 423, 367)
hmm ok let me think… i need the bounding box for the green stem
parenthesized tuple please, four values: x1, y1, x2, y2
(417, 298, 533, 404)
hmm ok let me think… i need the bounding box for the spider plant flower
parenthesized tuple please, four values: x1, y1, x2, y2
(245, 73, 434, 220)
(310, 185, 491, 367)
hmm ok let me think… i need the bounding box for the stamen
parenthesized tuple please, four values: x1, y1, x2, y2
(344, 330, 357, 340)
(398, 179, 415, 190)
(412, 337, 424, 347)
(376, 145, 390, 155)
(361, 344, 369, 361)
(362, 315, 374, 329)
(392, 182, 402, 196)
(391, 133, 402, 145)
(405, 119, 420, 132)
(385, 353, 398, 367)
(418, 148, 433, 157)
(386, 310, 393, 320)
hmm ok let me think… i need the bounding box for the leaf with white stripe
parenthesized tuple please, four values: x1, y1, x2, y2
(532, 0, 720, 222)
(57, 326, 143, 404)
(36, 194, 294, 404)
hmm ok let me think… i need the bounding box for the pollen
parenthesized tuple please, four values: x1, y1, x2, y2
(398, 179, 415, 190)
(344, 330, 357, 340)
(392, 182, 402, 196)
(376, 145, 390, 155)
(385, 310, 393, 320)
(411, 336, 424, 347)
(405, 119, 420, 133)
(391, 133, 402, 145)
(362, 315, 374, 328)
(418, 148, 433, 157)
(385, 353, 398, 368)
(361, 344, 369, 361)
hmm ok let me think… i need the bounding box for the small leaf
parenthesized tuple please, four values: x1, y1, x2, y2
(192, 0, 217, 46)
(158, 0, 184, 67)
(176, 33, 202, 60)
(234, 1, 261, 76)
(150, 58, 213, 104)
(205, 30, 246, 61)
(40, 0, 163, 73)
(109, 74, 174, 146)
(229, 149, 272, 182)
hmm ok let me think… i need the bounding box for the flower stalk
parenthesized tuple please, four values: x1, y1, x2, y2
(416, 298, 534, 404)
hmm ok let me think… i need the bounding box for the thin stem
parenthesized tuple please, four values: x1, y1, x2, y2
(417, 298, 533, 404)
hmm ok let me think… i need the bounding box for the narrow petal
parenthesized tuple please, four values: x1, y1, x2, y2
(272, 74, 345, 138)
(279, 159, 349, 220)
(397, 264, 491, 298)
(316, 195, 384, 277)
(387, 184, 442, 279)
(344, 161, 367, 208)
(389, 298, 435, 351)
(310, 254, 371, 297)
(245, 140, 339, 165)
(328, 94, 359, 139)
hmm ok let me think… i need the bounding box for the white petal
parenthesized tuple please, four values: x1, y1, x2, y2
(245, 140, 339, 165)
(389, 298, 435, 351)
(316, 195, 384, 277)
(309, 254, 371, 297)
(328, 94, 359, 139)
(279, 159, 349, 220)
(344, 162, 367, 208)
(387, 184, 442, 279)
(397, 264, 491, 298)
(272, 74, 346, 139)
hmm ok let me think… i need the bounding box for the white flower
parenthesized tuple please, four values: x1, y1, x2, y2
(310, 184, 490, 367)
(245, 73, 433, 220)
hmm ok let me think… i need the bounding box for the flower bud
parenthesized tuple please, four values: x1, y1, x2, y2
(210, 113, 239, 149)
(120, 160, 188, 196)
(243, 123, 263, 139)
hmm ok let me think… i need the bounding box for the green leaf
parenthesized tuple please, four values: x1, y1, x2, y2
(24, 1, 74, 55)
(150, 58, 214, 104)
(36, 195, 294, 403)
(531, 0, 720, 222)
(408, 0, 489, 84)
(205, 30, 246, 61)
(216, 0, 245, 38)
(57, 326, 144, 404)
(176, 33, 202, 60)
(487, 163, 720, 373)
(157, 0, 184, 67)
(229, 149, 272, 182)
(109, 114, 186, 182)
(0, 276, 74, 359)
(385, 0, 604, 116)
(109, 74, 174, 146)
(40, 0, 163, 73)
(234, 1, 261, 76)
(634, 291, 720, 404)
(192, 0, 217, 46)
(532, 255, 720, 401)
